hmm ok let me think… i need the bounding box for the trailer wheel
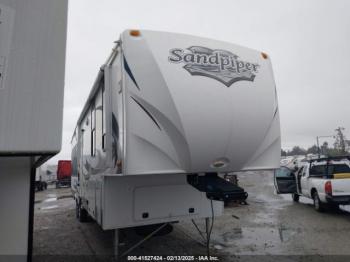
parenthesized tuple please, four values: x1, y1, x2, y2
(77, 201, 88, 222)
(292, 193, 299, 202)
(312, 191, 324, 212)
(75, 200, 80, 219)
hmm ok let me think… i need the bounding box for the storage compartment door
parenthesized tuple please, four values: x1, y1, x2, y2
(134, 185, 201, 221)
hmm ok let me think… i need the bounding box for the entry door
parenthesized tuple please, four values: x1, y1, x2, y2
(78, 132, 84, 196)
(274, 167, 297, 194)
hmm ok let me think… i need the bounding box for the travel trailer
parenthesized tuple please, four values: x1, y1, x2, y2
(71, 29, 281, 255)
(0, 0, 67, 259)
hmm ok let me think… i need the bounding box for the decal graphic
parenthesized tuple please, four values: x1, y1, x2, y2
(168, 46, 260, 87)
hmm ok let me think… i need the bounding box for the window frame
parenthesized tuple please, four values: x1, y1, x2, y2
(91, 103, 96, 157)
(101, 85, 107, 151)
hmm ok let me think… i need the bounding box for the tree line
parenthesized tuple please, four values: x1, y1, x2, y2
(281, 127, 349, 157)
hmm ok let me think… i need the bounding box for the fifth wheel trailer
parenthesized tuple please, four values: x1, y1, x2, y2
(0, 0, 68, 260)
(71, 29, 281, 255)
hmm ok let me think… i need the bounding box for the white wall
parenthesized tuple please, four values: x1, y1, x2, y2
(0, 0, 68, 153)
(0, 157, 31, 258)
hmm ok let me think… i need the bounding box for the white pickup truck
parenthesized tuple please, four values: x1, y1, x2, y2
(274, 156, 350, 212)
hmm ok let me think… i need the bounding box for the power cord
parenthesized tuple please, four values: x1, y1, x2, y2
(206, 199, 215, 257)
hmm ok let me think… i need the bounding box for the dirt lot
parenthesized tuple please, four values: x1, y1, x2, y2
(33, 172, 350, 262)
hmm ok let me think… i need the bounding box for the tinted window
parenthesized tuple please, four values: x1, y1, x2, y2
(275, 167, 293, 178)
(310, 165, 327, 176)
(328, 164, 350, 174)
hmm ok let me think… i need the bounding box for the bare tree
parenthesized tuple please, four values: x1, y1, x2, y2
(334, 127, 347, 154)
(321, 141, 329, 155)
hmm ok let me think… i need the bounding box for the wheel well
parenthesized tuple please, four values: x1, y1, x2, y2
(311, 188, 317, 197)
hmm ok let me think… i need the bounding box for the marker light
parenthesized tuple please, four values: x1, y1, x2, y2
(211, 158, 229, 168)
(130, 30, 141, 37)
(261, 52, 268, 59)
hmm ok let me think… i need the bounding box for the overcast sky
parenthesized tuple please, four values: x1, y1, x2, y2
(49, 0, 350, 164)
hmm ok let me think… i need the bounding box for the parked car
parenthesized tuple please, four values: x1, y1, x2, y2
(274, 156, 350, 211)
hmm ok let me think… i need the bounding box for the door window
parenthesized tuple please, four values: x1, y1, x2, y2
(275, 167, 293, 178)
(310, 165, 328, 177)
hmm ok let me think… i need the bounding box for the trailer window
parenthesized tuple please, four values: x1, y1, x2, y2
(95, 85, 104, 151)
(102, 86, 106, 150)
(91, 104, 96, 156)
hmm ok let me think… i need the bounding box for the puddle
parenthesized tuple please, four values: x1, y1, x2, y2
(222, 228, 243, 245)
(47, 194, 57, 198)
(251, 212, 276, 224)
(215, 226, 299, 254)
(43, 197, 57, 203)
(57, 195, 73, 200)
(40, 205, 59, 210)
(278, 225, 298, 242)
(214, 244, 224, 250)
(36, 196, 75, 213)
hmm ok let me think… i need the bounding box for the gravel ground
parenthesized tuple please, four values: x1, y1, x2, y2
(33, 172, 350, 262)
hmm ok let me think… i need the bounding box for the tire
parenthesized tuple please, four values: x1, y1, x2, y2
(78, 201, 88, 222)
(292, 193, 300, 202)
(312, 191, 324, 212)
(75, 200, 80, 219)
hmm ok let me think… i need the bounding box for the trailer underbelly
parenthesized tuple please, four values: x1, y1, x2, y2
(94, 174, 223, 230)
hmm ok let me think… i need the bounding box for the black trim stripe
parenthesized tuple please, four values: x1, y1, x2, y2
(123, 56, 139, 90)
(131, 96, 161, 130)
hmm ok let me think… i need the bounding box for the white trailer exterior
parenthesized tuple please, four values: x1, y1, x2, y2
(0, 0, 68, 259)
(72, 30, 281, 234)
(72, 30, 280, 234)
